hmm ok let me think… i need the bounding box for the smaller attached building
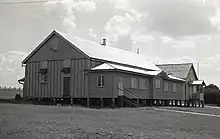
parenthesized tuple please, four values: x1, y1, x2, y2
(157, 63, 206, 106)
(86, 62, 186, 106)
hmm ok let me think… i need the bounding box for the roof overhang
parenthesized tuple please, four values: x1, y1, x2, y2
(87, 63, 162, 76)
(191, 80, 206, 86)
(18, 77, 25, 85)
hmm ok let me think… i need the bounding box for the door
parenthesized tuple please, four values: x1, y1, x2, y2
(63, 77, 70, 97)
(118, 82, 124, 96)
(118, 77, 124, 96)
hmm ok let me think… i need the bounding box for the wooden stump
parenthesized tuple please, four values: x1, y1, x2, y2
(70, 98, 74, 106)
(112, 98, 115, 108)
(87, 98, 90, 108)
(100, 98, 103, 108)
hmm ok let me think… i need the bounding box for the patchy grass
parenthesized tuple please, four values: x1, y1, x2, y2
(0, 90, 23, 99)
(1, 104, 220, 139)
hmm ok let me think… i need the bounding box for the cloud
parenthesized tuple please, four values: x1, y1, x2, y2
(62, 15, 76, 30)
(131, 34, 155, 44)
(105, 13, 136, 36)
(148, 56, 197, 65)
(210, 3, 220, 30)
(131, 0, 217, 37)
(45, 0, 97, 33)
(171, 41, 195, 48)
(88, 28, 97, 38)
(0, 51, 27, 87)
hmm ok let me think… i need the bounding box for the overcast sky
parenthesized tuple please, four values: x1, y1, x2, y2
(1, 0, 220, 87)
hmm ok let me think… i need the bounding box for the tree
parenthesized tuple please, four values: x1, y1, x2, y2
(204, 84, 219, 91)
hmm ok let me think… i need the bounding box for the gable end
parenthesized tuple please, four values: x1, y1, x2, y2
(22, 30, 89, 64)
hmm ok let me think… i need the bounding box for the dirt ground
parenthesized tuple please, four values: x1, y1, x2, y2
(1, 104, 220, 139)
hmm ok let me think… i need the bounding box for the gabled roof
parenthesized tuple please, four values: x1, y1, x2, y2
(192, 80, 206, 86)
(22, 30, 161, 71)
(90, 63, 185, 82)
(156, 63, 198, 80)
(91, 63, 162, 76)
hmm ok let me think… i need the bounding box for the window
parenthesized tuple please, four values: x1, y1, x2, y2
(173, 83, 177, 93)
(97, 75, 104, 87)
(190, 86, 193, 93)
(193, 86, 196, 93)
(63, 59, 71, 67)
(40, 61, 48, 69)
(155, 79, 161, 89)
(196, 86, 200, 92)
(132, 77, 138, 89)
(139, 78, 146, 89)
(62, 59, 71, 74)
(41, 74, 47, 83)
(40, 61, 48, 83)
(164, 81, 168, 92)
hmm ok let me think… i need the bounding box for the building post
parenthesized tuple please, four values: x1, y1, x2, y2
(53, 98, 56, 106)
(179, 100, 182, 107)
(70, 97, 74, 106)
(137, 99, 140, 106)
(100, 98, 103, 108)
(202, 100, 204, 108)
(175, 100, 178, 106)
(198, 100, 201, 107)
(112, 98, 115, 109)
(87, 98, 90, 108)
(149, 99, 153, 107)
(144, 99, 147, 107)
(37, 97, 41, 104)
(120, 97, 123, 107)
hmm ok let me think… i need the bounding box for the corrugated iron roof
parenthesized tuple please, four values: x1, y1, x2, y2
(91, 63, 162, 76)
(91, 63, 185, 81)
(192, 80, 206, 86)
(156, 63, 194, 79)
(56, 31, 161, 71)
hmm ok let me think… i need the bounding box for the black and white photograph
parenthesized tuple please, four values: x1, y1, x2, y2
(1, 0, 220, 138)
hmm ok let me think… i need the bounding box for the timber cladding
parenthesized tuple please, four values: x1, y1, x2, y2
(24, 58, 93, 98)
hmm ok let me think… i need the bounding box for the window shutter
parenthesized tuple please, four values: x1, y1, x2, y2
(155, 79, 160, 89)
(40, 61, 48, 69)
(173, 83, 177, 92)
(63, 59, 71, 67)
(164, 81, 168, 92)
(101, 76, 104, 86)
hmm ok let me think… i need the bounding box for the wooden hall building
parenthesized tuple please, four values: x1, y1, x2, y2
(19, 30, 205, 107)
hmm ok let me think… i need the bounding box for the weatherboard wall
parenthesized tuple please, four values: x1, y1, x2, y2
(88, 72, 115, 98)
(152, 76, 186, 100)
(186, 67, 198, 81)
(114, 72, 151, 99)
(23, 32, 94, 98)
(23, 58, 93, 98)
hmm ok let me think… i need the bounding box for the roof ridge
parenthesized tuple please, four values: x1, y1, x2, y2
(157, 62, 193, 66)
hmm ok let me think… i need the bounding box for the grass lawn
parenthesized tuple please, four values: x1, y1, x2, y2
(1, 104, 220, 139)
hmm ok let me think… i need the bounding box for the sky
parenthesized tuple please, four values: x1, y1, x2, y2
(0, 0, 220, 87)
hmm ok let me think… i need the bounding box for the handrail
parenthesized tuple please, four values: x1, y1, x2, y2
(123, 88, 143, 99)
(118, 88, 138, 98)
(117, 88, 143, 99)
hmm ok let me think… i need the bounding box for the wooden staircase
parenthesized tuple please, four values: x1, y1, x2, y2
(117, 88, 144, 107)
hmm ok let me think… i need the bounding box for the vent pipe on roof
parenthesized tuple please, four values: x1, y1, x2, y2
(137, 48, 140, 54)
(197, 62, 199, 79)
(101, 38, 106, 46)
